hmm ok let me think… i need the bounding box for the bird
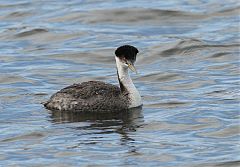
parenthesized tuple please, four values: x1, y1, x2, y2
(43, 45, 142, 113)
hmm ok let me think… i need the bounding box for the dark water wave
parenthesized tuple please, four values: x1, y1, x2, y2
(15, 28, 48, 37)
(49, 8, 206, 24)
(48, 7, 240, 25)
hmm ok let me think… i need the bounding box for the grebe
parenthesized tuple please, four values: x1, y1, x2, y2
(44, 45, 142, 112)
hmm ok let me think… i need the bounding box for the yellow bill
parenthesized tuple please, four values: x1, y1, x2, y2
(127, 60, 138, 74)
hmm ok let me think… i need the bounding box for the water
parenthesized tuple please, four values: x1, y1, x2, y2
(0, 0, 240, 166)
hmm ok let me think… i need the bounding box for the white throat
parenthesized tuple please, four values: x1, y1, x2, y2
(115, 56, 142, 108)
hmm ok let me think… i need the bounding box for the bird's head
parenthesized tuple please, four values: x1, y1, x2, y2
(115, 45, 139, 73)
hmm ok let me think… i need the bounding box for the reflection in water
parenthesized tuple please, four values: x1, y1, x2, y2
(50, 107, 143, 124)
(50, 107, 144, 147)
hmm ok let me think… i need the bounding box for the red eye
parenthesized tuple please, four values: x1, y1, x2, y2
(121, 57, 126, 61)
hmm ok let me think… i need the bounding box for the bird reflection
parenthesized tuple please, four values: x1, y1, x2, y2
(49, 107, 144, 148)
(50, 107, 143, 124)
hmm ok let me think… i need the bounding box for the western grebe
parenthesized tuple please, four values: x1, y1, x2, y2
(44, 45, 142, 112)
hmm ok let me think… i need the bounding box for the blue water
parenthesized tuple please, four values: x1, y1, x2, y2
(0, 0, 240, 166)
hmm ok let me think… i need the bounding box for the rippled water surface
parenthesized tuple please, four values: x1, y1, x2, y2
(0, 0, 240, 166)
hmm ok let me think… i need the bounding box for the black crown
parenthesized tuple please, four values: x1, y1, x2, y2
(115, 45, 139, 60)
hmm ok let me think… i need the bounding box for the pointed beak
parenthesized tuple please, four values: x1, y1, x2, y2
(127, 60, 138, 74)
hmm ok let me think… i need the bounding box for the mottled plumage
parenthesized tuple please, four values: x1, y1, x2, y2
(44, 45, 142, 113)
(44, 81, 129, 113)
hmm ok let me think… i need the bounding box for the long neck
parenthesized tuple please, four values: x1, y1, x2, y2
(115, 57, 142, 108)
